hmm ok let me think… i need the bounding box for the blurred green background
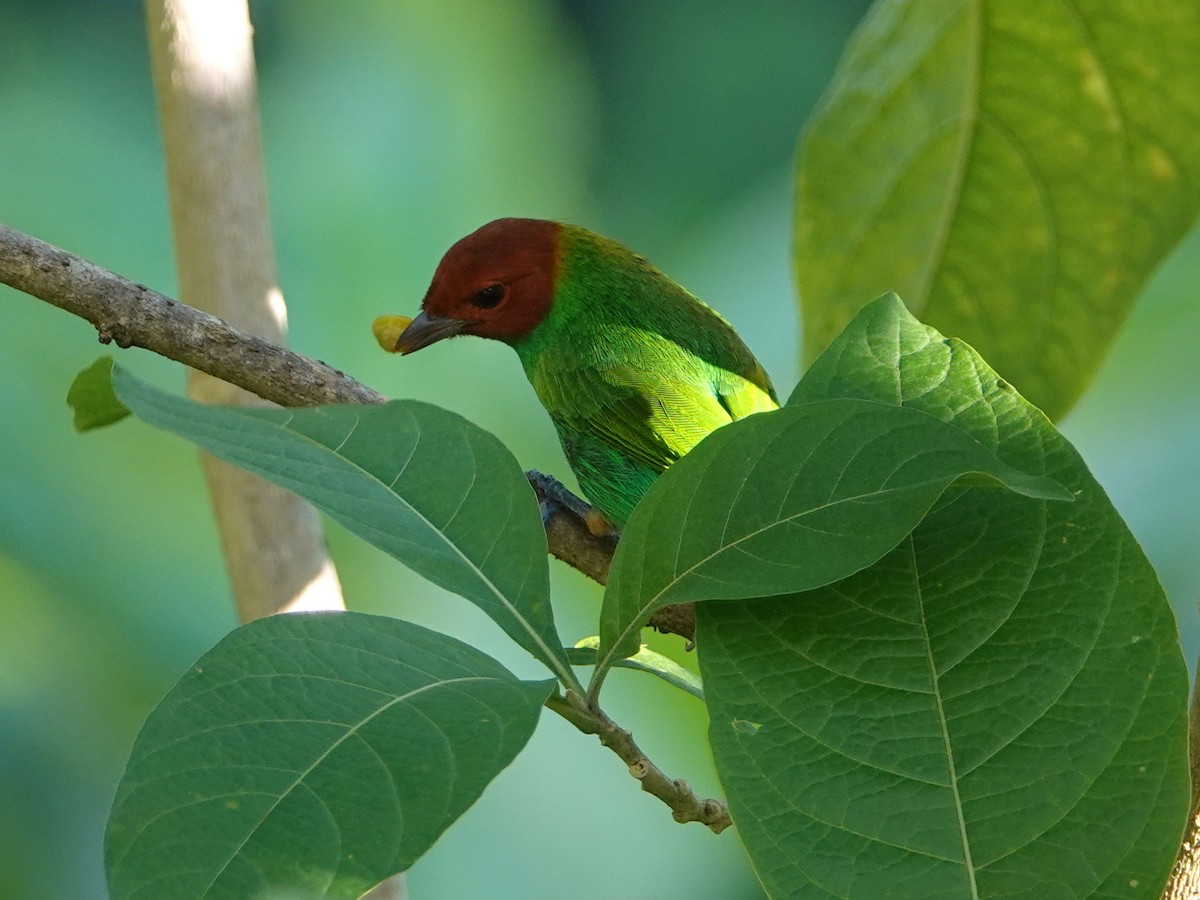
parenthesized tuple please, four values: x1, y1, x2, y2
(1, 1, 1196, 898)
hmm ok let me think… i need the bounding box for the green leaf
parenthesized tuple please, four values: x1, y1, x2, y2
(105, 611, 554, 900)
(567, 637, 704, 701)
(592, 388, 1071, 686)
(701, 295, 1188, 898)
(67, 356, 130, 430)
(106, 364, 575, 688)
(795, 0, 1200, 420)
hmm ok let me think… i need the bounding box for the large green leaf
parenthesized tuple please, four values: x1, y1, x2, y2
(94, 362, 575, 687)
(105, 611, 553, 899)
(592, 392, 1070, 687)
(700, 295, 1188, 898)
(795, 0, 1200, 420)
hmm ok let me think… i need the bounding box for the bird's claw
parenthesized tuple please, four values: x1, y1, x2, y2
(527, 469, 620, 543)
(539, 495, 562, 527)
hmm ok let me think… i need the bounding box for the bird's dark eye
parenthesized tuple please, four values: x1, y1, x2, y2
(472, 283, 506, 309)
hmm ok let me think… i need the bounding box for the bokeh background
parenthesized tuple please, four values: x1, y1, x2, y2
(1, 1, 1196, 898)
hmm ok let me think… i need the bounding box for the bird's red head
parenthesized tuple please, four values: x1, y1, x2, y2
(394, 218, 560, 353)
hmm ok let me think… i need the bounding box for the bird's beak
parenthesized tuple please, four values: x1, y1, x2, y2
(393, 311, 470, 354)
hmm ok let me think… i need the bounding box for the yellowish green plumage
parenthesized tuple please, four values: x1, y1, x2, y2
(514, 226, 779, 525)
(394, 218, 779, 527)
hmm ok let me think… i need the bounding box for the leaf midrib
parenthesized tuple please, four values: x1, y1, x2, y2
(599, 472, 965, 680)
(910, 538, 979, 899)
(183, 675, 494, 899)
(270, 410, 570, 682)
(123, 384, 574, 688)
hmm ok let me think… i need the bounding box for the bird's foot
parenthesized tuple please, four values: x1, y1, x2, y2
(526, 470, 620, 542)
(539, 494, 562, 527)
(528, 470, 588, 524)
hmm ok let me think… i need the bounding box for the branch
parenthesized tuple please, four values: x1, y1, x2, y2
(5, 220, 713, 832)
(0, 223, 697, 640)
(1, 224, 382, 406)
(2, 224, 615, 581)
(546, 694, 731, 833)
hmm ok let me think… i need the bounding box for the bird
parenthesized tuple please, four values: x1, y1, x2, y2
(376, 217, 779, 530)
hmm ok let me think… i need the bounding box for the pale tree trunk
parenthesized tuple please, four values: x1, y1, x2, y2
(1163, 687, 1200, 899)
(144, 2, 404, 896)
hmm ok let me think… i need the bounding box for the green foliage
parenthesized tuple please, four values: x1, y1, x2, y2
(90, 292, 1187, 898)
(34, 2, 1197, 898)
(699, 297, 1188, 897)
(66, 357, 129, 430)
(795, 0, 1200, 421)
(593, 368, 1071, 683)
(101, 364, 575, 689)
(105, 612, 553, 900)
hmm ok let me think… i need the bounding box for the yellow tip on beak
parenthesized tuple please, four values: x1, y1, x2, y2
(372, 315, 414, 353)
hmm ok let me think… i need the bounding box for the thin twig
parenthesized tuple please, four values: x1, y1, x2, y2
(0, 223, 382, 407)
(546, 694, 731, 833)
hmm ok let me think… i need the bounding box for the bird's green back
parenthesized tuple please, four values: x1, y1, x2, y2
(512, 225, 778, 526)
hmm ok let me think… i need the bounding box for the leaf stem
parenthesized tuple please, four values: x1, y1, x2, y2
(585, 665, 609, 708)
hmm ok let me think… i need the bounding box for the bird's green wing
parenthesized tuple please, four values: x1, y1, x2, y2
(532, 350, 777, 477)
